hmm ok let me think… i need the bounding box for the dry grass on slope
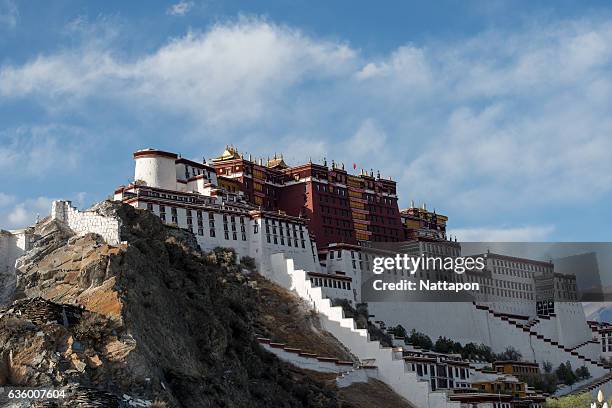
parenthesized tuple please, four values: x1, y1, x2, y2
(337, 379, 415, 408)
(252, 274, 354, 361)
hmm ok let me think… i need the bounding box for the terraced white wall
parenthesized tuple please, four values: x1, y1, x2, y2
(259, 342, 355, 374)
(268, 254, 461, 408)
(367, 300, 602, 374)
(555, 302, 593, 346)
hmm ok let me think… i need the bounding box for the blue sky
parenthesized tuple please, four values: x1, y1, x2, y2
(1, 0, 611, 241)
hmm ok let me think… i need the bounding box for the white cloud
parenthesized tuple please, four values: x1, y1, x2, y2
(348, 119, 387, 158)
(0, 18, 356, 128)
(0, 196, 54, 229)
(0, 0, 18, 29)
(0, 125, 84, 177)
(167, 1, 194, 16)
(2, 17, 612, 226)
(451, 225, 555, 242)
(355, 45, 432, 88)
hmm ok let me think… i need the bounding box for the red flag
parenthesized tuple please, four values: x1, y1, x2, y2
(353, 163, 357, 170)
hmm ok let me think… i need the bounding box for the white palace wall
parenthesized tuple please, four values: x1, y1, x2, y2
(0, 229, 30, 275)
(268, 253, 461, 408)
(133, 200, 319, 272)
(50, 199, 319, 274)
(51, 201, 121, 245)
(0, 231, 13, 275)
(0, 229, 31, 303)
(367, 301, 605, 376)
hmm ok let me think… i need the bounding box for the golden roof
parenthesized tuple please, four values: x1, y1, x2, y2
(266, 153, 288, 169)
(212, 145, 242, 162)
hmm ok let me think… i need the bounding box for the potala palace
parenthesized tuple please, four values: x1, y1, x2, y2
(2, 147, 611, 408)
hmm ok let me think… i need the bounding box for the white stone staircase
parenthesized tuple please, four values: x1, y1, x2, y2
(269, 254, 460, 408)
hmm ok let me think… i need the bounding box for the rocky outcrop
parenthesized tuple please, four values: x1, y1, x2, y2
(1, 202, 340, 407)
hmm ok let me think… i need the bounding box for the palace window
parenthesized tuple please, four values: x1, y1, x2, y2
(210, 228, 215, 237)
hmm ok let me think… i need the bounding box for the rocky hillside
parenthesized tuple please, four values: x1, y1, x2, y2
(0, 202, 344, 407)
(0, 201, 412, 408)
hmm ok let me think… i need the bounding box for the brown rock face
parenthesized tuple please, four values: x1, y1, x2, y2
(1, 201, 339, 407)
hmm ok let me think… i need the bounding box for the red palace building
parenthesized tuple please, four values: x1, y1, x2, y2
(212, 146, 404, 247)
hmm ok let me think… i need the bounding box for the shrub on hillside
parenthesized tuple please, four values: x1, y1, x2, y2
(206, 247, 237, 267)
(495, 346, 522, 361)
(239, 256, 257, 272)
(407, 329, 433, 350)
(332, 300, 393, 347)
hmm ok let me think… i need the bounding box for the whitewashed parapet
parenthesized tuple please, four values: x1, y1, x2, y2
(257, 338, 356, 374)
(51, 200, 121, 245)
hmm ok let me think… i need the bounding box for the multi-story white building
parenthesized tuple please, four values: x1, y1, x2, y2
(402, 348, 472, 391)
(113, 149, 319, 272)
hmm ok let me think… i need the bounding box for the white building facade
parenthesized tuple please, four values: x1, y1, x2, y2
(114, 149, 319, 272)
